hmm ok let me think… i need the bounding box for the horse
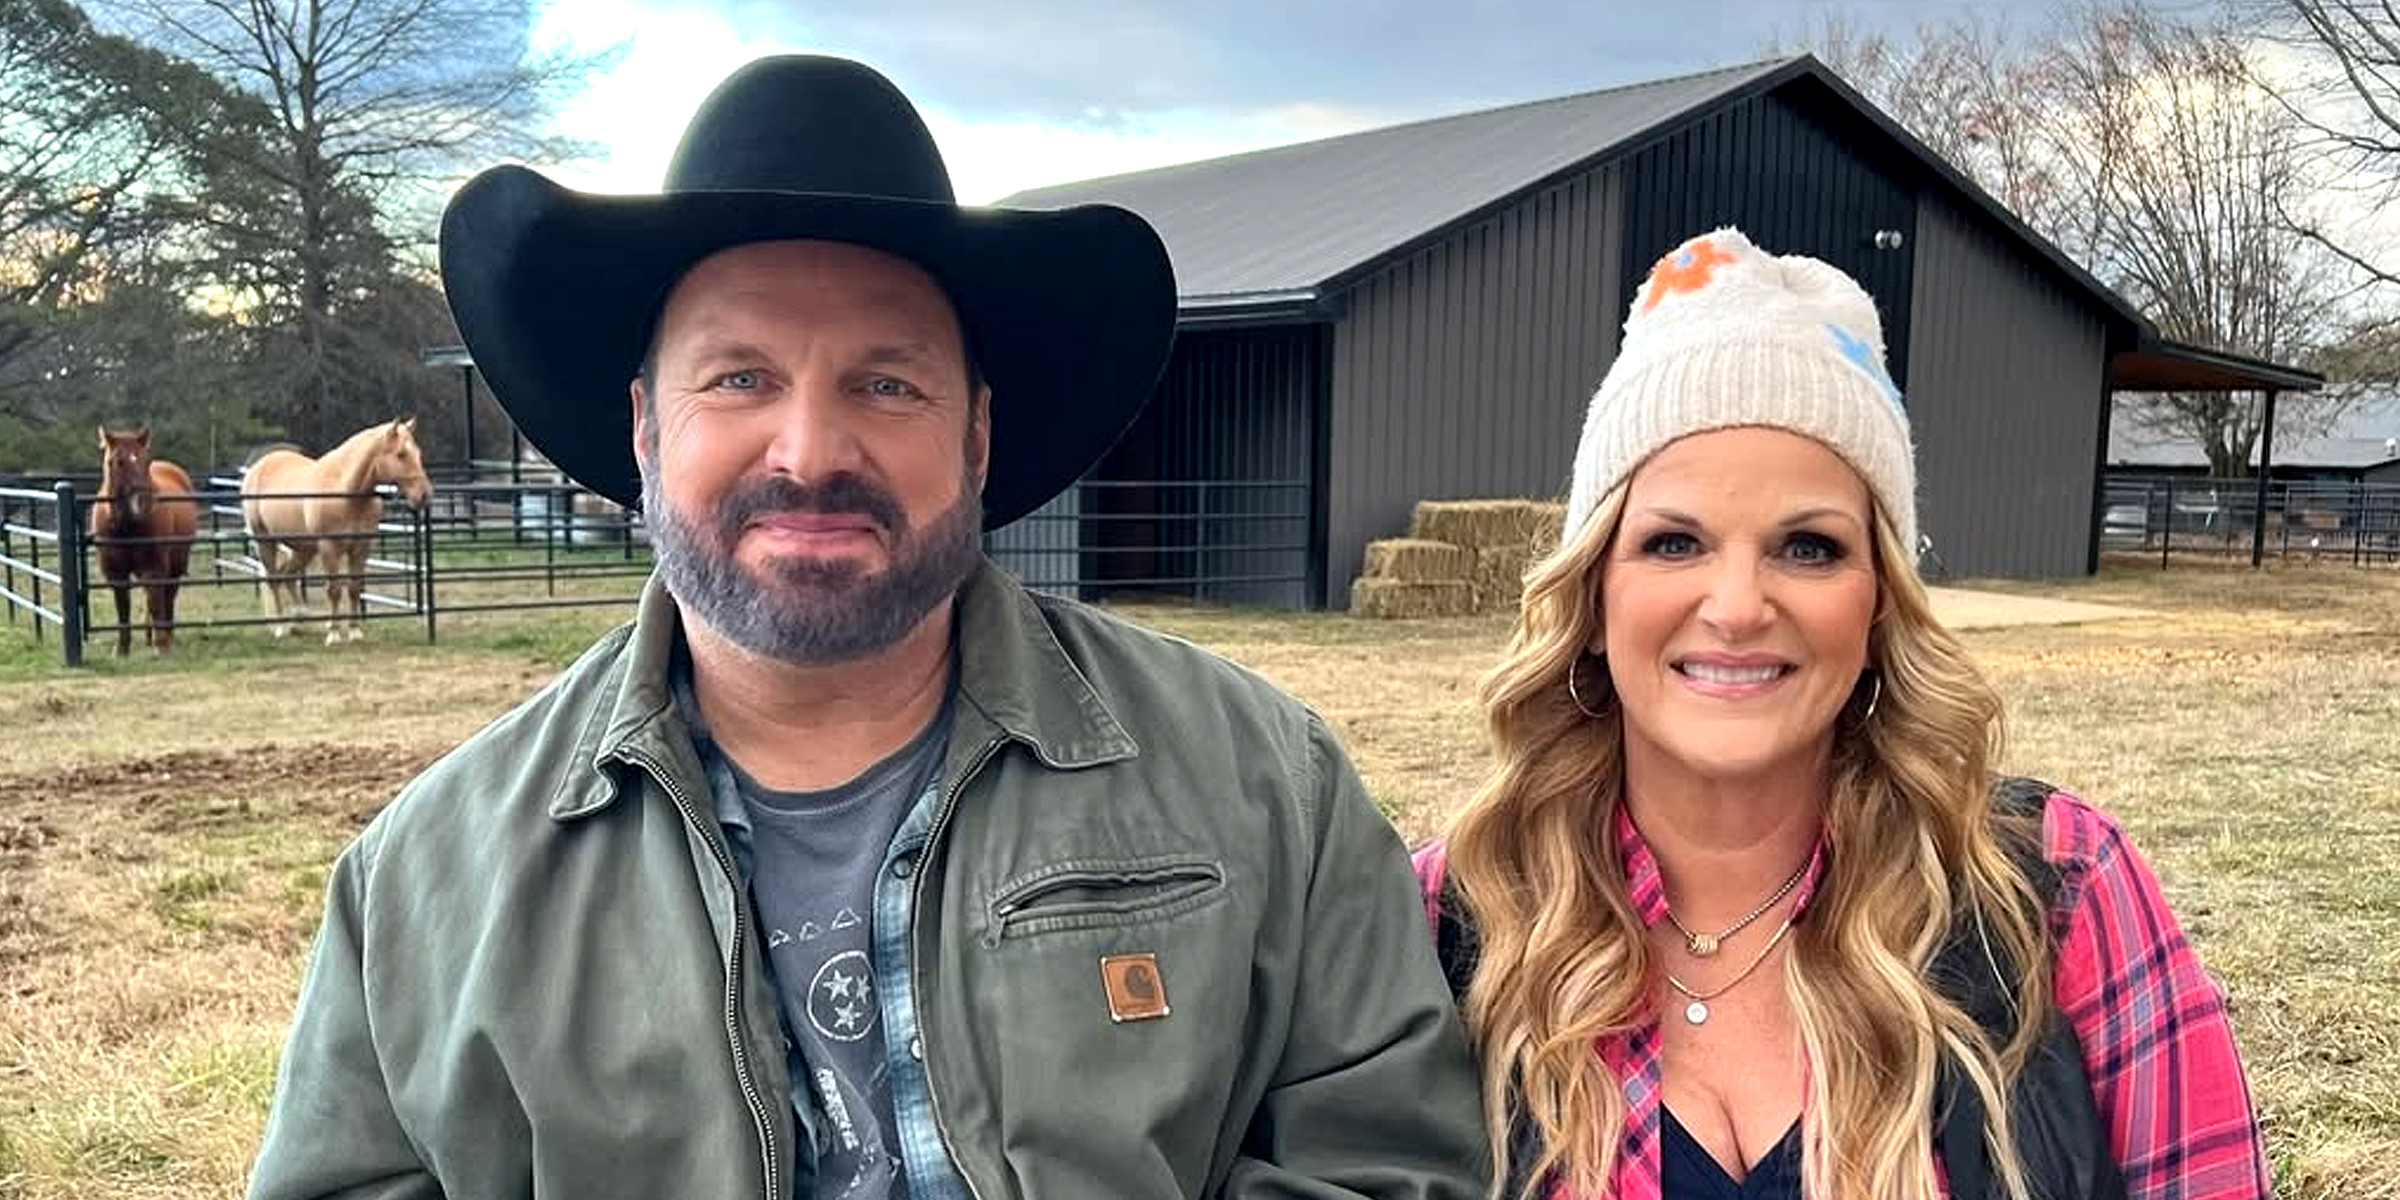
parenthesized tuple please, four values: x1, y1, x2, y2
(240, 417, 433, 644)
(90, 425, 199, 657)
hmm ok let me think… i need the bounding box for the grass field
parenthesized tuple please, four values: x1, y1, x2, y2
(0, 560, 2394, 1198)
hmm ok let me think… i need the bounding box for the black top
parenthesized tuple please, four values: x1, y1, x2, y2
(1662, 1108, 1802, 1200)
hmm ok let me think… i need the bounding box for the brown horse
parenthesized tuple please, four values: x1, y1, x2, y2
(91, 425, 198, 657)
(240, 417, 433, 644)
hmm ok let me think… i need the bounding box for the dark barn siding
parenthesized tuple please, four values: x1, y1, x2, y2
(1088, 325, 1318, 607)
(1908, 192, 2108, 578)
(1325, 167, 1626, 595)
(1618, 84, 1919, 386)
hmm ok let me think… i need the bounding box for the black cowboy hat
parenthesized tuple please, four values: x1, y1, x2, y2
(437, 55, 1177, 528)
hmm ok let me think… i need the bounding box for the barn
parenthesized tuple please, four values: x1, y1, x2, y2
(984, 54, 2319, 607)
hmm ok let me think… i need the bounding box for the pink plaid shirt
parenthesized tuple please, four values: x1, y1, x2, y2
(1412, 790, 2266, 1199)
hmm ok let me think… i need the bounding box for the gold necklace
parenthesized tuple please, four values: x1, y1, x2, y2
(1663, 856, 1808, 957)
(1664, 910, 1796, 1026)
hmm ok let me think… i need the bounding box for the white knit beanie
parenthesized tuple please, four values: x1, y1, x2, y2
(1563, 227, 1917, 556)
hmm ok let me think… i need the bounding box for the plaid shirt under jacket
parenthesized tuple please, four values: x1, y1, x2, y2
(1412, 789, 2266, 1200)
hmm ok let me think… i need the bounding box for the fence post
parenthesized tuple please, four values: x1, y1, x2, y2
(419, 501, 438, 644)
(2250, 390, 2279, 568)
(27, 493, 43, 645)
(209, 491, 226, 584)
(2159, 478, 2173, 568)
(2, 494, 16, 628)
(2357, 481, 2368, 567)
(54, 481, 84, 668)
(2278, 482, 2291, 558)
(547, 484, 562, 597)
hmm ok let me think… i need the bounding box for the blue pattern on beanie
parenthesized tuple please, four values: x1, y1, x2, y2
(1827, 323, 1904, 410)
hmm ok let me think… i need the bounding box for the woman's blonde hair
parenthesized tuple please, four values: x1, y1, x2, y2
(1443, 482, 2052, 1200)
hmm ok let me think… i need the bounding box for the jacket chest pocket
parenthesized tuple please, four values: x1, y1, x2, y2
(982, 855, 1226, 946)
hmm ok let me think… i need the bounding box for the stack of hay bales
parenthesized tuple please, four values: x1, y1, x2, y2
(1347, 538, 1476, 618)
(1349, 499, 1566, 618)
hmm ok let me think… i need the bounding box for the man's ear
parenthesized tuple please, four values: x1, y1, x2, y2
(968, 383, 993, 487)
(630, 378, 653, 474)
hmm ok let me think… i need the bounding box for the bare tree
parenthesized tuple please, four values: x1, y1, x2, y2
(1771, 14, 2076, 245)
(2037, 5, 2360, 476)
(1786, 3, 2367, 479)
(90, 0, 618, 446)
(2243, 0, 2400, 293)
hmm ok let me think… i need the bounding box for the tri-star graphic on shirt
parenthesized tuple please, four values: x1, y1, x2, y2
(810, 948, 877, 1042)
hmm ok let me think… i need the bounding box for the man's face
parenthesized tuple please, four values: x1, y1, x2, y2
(631, 239, 990, 665)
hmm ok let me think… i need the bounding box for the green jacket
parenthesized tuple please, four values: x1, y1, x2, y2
(248, 562, 1490, 1200)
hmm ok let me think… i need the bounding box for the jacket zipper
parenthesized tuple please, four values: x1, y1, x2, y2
(910, 734, 1004, 1200)
(985, 862, 1224, 945)
(626, 750, 782, 1200)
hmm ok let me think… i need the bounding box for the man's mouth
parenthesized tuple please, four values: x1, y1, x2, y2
(751, 511, 881, 535)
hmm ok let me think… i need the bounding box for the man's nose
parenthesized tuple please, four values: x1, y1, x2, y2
(760, 384, 865, 482)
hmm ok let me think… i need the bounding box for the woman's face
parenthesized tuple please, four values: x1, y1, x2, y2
(1597, 427, 1881, 794)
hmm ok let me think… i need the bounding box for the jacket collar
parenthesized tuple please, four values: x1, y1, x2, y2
(552, 559, 1135, 820)
(948, 558, 1138, 770)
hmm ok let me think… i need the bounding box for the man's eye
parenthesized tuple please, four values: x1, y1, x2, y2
(866, 376, 921, 399)
(713, 370, 761, 390)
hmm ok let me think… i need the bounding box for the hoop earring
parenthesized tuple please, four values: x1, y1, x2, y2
(1567, 655, 1614, 720)
(1854, 670, 1883, 724)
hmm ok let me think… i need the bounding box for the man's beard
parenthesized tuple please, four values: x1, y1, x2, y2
(644, 464, 983, 665)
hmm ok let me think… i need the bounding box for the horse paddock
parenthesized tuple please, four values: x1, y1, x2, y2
(1, 564, 2395, 1198)
(1, 472, 654, 667)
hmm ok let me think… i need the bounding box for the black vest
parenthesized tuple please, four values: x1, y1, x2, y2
(1429, 779, 2128, 1200)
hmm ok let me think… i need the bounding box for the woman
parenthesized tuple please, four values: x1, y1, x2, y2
(1415, 228, 2263, 1200)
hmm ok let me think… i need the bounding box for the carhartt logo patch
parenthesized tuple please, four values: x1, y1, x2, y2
(1099, 952, 1170, 1022)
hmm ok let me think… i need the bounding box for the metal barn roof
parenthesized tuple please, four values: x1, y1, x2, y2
(1000, 60, 1787, 303)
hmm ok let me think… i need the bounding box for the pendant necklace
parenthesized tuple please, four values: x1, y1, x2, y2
(1664, 910, 1797, 1026)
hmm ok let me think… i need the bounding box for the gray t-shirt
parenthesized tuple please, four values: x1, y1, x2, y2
(712, 702, 951, 1200)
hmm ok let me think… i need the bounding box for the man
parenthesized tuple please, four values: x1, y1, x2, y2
(247, 55, 1488, 1200)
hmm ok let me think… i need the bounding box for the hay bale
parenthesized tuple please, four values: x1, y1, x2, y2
(1362, 537, 1473, 582)
(1410, 500, 1526, 550)
(1471, 542, 1535, 611)
(1525, 502, 1566, 555)
(1412, 499, 1568, 551)
(1348, 577, 1476, 619)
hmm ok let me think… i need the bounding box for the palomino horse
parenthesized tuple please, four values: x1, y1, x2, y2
(91, 426, 198, 656)
(240, 418, 433, 644)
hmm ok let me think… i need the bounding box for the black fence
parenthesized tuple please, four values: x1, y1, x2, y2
(2098, 473, 2400, 567)
(1, 476, 655, 667)
(985, 479, 1314, 607)
(2, 466, 1320, 667)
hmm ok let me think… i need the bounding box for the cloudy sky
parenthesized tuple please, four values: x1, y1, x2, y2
(530, 0, 1990, 202)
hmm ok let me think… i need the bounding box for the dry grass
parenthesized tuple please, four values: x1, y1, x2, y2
(0, 562, 2393, 1198)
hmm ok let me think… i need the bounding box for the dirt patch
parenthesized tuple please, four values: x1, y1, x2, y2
(0, 743, 439, 831)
